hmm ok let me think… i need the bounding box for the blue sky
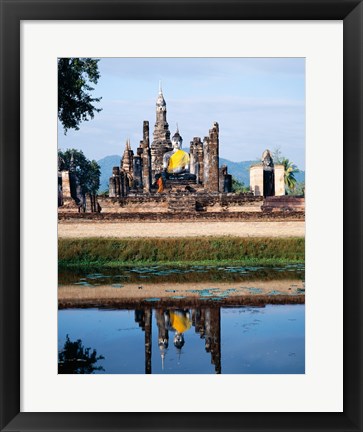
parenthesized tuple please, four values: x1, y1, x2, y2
(58, 58, 305, 169)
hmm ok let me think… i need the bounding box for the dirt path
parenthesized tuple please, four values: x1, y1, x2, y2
(58, 221, 305, 238)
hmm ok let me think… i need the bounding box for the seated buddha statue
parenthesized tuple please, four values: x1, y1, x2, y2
(163, 128, 190, 175)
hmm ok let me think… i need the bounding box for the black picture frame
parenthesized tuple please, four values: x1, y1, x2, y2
(1, 1, 362, 431)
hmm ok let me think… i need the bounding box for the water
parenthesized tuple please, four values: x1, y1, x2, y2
(58, 263, 305, 286)
(58, 304, 305, 374)
(58, 264, 304, 374)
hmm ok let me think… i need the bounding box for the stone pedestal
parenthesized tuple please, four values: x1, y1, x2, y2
(168, 193, 196, 212)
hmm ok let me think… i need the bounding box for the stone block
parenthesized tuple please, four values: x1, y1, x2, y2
(250, 165, 264, 196)
(274, 164, 285, 196)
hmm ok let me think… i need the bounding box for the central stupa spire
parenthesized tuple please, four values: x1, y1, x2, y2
(151, 83, 172, 177)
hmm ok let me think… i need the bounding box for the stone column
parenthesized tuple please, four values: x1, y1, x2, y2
(197, 141, 204, 184)
(219, 165, 228, 192)
(109, 167, 121, 198)
(208, 308, 221, 374)
(203, 122, 219, 192)
(190, 138, 202, 183)
(108, 177, 116, 198)
(133, 155, 143, 189)
(142, 121, 152, 193)
(189, 140, 197, 175)
(144, 308, 152, 374)
(274, 164, 285, 196)
(120, 171, 126, 197)
(219, 170, 232, 193)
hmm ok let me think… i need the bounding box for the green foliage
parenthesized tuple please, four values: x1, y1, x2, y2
(282, 158, 299, 193)
(58, 58, 102, 133)
(272, 146, 284, 164)
(271, 147, 300, 194)
(289, 181, 305, 197)
(58, 335, 104, 374)
(87, 159, 101, 194)
(59, 149, 100, 194)
(58, 237, 305, 267)
(231, 178, 250, 193)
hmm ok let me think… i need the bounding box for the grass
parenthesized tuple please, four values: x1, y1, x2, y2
(58, 236, 305, 268)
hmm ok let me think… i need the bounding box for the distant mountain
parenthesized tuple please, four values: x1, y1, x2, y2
(219, 158, 257, 186)
(98, 155, 121, 192)
(97, 155, 305, 192)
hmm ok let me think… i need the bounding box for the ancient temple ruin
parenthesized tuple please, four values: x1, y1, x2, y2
(109, 87, 232, 198)
(59, 86, 305, 216)
(136, 307, 221, 374)
(58, 153, 99, 213)
(250, 150, 285, 197)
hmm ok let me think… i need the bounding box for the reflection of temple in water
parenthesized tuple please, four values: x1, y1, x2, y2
(134, 309, 152, 374)
(193, 308, 221, 374)
(134, 306, 221, 374)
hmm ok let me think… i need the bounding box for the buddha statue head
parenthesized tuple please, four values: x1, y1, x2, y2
(262, 149, 274, 168)
(173, 332, 185, 349)
(171, 128, 183, 150)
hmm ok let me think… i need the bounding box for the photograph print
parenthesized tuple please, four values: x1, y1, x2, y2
(58, 57, 305, 374)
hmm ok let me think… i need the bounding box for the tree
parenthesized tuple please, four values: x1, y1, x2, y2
(281, 158, 299, 192)
(86, 160, 101, 195)
(58, 148, 101, 194)
(231, 178, 250, 194)
(58, 335, 104, 374)
(272, 146, 283, 164)
(271, 147, 300, 194)
(58, 58, 102, 133)
(290, 181, 305, 197)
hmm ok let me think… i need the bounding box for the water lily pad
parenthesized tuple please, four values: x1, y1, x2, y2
(248, 287, 263, 294)
(268, 290, 285, 296)
(74, 281, 93, 287)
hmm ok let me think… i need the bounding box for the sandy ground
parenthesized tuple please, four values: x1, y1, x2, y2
(58, 221, 305, 238)
(58, 279, 304, 302)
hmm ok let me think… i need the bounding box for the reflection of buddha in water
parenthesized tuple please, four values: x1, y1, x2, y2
(163, 128, 190, 174)
(165, 309, 192, 349)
